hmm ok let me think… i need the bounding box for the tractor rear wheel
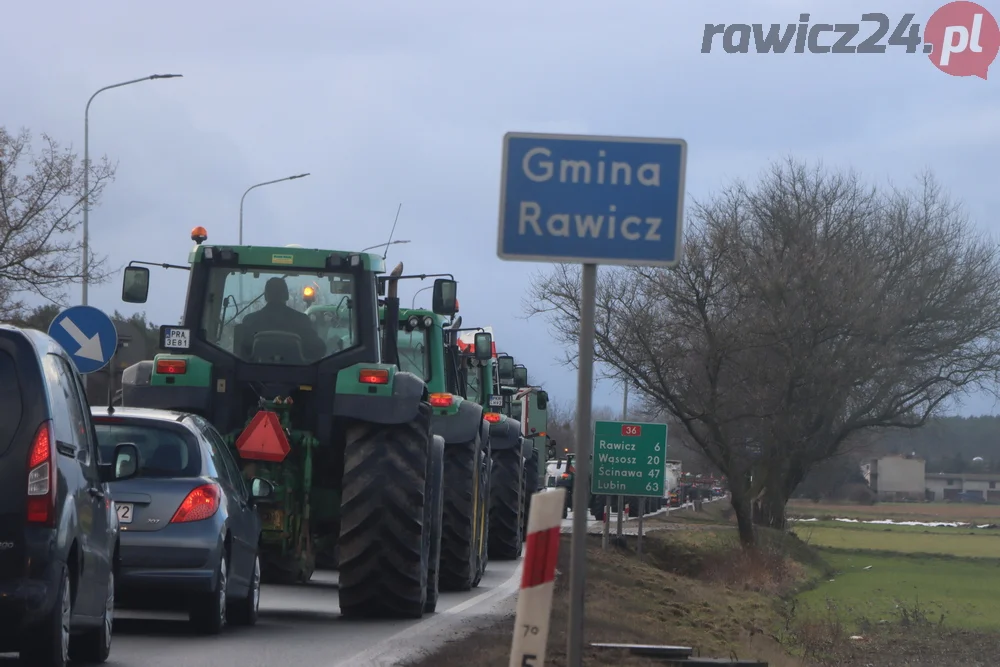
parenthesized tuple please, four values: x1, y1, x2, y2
(424, 435, 445, 613)
(338, 403, 432, 618)
(438, 432, 484, 591)
(488, 448, 524, 560)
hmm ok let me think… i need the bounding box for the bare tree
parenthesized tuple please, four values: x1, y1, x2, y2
(0, 127, 115, 319)
(525, 158, 1000, 547)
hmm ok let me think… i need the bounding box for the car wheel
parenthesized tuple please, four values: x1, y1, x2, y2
(21, 563, 71, 667)
(229, 553, 261, 626)
(69, 568, 115, 663)
(190, 556, 227, 634)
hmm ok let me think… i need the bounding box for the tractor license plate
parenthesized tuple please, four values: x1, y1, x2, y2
(261, 509, 285, 531)
(488, 395, 503, 407)
(161, 327, 191, 349)
(116, 503, 133, 524)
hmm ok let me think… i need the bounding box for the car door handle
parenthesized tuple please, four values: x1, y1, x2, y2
(88, 487, 105, 499)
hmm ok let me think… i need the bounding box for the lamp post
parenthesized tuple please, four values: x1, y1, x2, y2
(361, 239, 411, 252)
(238, 173, 310, 245)
(82, 74, 183, 306)
(411, 285, 433, 309)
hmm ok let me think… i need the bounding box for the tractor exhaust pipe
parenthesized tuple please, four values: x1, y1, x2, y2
(381, 262, 404, 366)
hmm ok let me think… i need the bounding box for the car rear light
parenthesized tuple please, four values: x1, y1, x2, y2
(359, 369, 389, 384)
(156, 359, 187, 374)
(428, 393, 452, 407)
(27, 421, 55, 526)
(483, 412, 502, 423)
(170, 484, 222, 523)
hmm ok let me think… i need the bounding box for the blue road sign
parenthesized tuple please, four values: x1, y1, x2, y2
(48, 306, 119, 374)
(497, 132, 687, 267)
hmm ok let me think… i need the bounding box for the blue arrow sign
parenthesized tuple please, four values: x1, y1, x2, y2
(48, 306, 119, 374)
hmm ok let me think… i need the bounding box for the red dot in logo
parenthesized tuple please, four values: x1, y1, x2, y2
(925, 1, 1000, 78)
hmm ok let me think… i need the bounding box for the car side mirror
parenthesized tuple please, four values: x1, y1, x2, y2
(113, 443, 140, 480)
(251, 477, 275, 500)
(431, 278, 457, 316)
(474, 332, 493, 361)
(513, 365, 528, 388)
(122, 266, 150, 304)
(536, 390, 548, 410)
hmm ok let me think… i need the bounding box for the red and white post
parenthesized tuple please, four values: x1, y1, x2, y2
(509, 488, 567, 667)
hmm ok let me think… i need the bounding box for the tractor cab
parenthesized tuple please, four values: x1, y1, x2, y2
(116, 227, 454, 439)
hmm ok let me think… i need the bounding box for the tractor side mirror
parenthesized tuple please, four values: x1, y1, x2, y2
(536, 390, 548, 410)
(513, 365, 528, 388)
(432, 279, 457, 316)
(473, 332, 493, 361)
(497, 354, 514, 381)
(122, 266, 150, 304)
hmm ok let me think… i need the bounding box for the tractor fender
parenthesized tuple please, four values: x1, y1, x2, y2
(488, 418, 522, 452)
(430, 399, 483, 446)
(120, 359, 213, 414)
(520, 436, 535, 461)
(333, 369, 426, 425)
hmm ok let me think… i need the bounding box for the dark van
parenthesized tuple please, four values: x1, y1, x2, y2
(0, 325, 138, 666)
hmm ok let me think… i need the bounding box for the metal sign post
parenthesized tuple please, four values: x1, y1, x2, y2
(497, 131, 687, 667)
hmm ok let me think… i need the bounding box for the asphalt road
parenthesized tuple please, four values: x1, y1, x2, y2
(0, 498, 722, 666)
(0, 560, 522, 667)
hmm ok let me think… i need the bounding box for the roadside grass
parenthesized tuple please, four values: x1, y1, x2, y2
(791, 524, 1000, 558)
(407, 500, 1000, 667)
(404, 530, 817, 667)
(786, 499, 1000, 523)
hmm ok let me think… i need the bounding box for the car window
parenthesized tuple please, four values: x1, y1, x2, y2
(65, 360, 99, 469)
(193, 417, 248, 499)
(42, 355, 84, 451)
(93, 420, 201, 478)
(192, 418, 235, 486)
(0, 350, 23, 458)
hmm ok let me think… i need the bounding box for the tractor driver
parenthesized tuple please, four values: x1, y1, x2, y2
(241, 277, 327, 361)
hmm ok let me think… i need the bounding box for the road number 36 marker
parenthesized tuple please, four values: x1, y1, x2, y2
(509, 488, 566, 667)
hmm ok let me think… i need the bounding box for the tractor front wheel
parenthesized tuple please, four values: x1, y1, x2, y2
(522, 448, 539, 539)
(338, 403, 433, 618)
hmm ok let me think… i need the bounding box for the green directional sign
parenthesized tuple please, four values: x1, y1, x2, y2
(591, 420, 668, 497)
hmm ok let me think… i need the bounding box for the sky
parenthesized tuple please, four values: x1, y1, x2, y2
(4, 0, 999, 416)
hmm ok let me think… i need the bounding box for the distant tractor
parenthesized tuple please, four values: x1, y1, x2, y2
(114, 227, 447, 619)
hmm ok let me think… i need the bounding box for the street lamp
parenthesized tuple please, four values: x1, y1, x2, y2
(361, 239, 411, 252)
(239, 173, 311, 245)
(411, 285, 433, 309)
(81, 74, 183, 306)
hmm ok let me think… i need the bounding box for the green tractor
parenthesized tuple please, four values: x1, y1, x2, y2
(115, 229, 449, 619)
(373, 302, 494, 591)
(505, 364, 550, 531)
(484, 352, 534, 559)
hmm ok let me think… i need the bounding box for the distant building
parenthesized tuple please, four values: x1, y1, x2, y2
(925, 472, 1000, 503)
(863, 455, 925, 501)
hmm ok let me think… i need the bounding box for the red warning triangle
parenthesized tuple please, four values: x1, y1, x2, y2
(235, 410, 291, 463)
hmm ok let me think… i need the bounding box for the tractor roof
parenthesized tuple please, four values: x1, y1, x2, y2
(189, 243, 386, 272)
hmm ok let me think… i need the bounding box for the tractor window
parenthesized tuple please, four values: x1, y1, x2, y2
(465, 363, 481, 403)
(201, 267, 360, 365)
(397, 328, 430, 380)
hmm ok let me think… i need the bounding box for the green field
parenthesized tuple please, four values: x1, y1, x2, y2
(796, 550, 1000, 630)
(793, 524, 1000, 558)
(794, 519, 1000, 631)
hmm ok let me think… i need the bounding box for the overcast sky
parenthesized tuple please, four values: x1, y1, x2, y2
(4, 0, 999, 415)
